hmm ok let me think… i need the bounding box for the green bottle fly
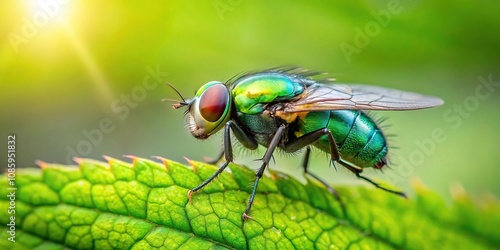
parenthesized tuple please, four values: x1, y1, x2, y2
(168, 67, 443, 220)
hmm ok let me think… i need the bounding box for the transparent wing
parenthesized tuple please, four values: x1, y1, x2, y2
(284, 83, 444, 112)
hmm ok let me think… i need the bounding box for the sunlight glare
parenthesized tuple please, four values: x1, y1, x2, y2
(62, 23, 116, 105)
(22, 0, 116, 105)
(25, 0, 72, 26)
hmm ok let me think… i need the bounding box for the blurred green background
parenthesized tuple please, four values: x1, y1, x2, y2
(1, 0, 499, 200)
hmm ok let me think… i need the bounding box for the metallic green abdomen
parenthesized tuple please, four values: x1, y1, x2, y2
(298, 110, 387, 168)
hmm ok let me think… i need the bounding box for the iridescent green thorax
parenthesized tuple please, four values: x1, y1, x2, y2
(231, 73, 304, 114)
(297, 110, 387, 168)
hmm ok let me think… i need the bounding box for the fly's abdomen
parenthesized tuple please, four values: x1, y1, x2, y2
(298, 110, 387, 168)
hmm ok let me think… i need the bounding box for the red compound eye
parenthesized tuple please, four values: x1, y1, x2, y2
(199, 84, 229, 122)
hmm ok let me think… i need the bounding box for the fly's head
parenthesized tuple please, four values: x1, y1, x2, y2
(169, 81, 232, 139)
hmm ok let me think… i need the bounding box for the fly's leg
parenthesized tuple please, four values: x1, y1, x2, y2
(300, 147, 340, 200)
(205, 121, 258, 165)
(188, 121, 258, 201)
(243, 124, 286, 221)
(339, 162, 407, 198)
(284, 128, 343, 203)
(285, 128, 406, 199)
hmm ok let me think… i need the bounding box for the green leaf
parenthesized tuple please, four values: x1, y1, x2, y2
(1, 157, 499, 249)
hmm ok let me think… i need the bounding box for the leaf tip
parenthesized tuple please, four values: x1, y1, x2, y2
(411, 177, 427, 191)
(152, 156, 171, 171)
(183, 157, 197, 172)
(450, 182, 468, 200)
(102, 155, 114, 163)
(268, 169, 280, 181)
(35, 160, 47, 169)
(72, 157, 84, 165)
(123, 155, 138, 165)
(151, 155, 165, 161)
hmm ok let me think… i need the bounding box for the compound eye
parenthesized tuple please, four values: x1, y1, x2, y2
(199, 84, 229, 122)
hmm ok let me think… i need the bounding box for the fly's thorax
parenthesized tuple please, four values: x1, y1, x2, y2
(235, 111, 284, 147)
(231, 73, 304, 115)
(298, 110, 388, 168)
(186, 81, 232, 139)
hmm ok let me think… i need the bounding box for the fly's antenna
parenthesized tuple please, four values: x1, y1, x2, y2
(163, 83, 189, 109)
(166, 83, 186, 103)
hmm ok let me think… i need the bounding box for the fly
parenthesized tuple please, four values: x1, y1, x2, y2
(165, 67, 444, 220)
